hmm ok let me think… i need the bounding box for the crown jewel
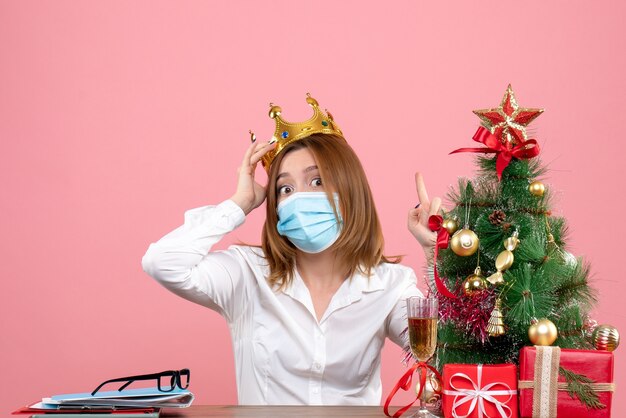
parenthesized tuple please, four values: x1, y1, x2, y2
(250, 93, 343, 170)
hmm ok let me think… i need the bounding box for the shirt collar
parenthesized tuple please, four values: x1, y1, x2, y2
(280, 266, 386, 301)
(351, 268, 386, 294)
(279, 266, 386, 324)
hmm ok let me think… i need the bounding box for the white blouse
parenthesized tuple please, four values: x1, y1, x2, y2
(141, 199, 422, 405)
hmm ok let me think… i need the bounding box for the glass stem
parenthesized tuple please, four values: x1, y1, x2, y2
(419, 367, 427, 410)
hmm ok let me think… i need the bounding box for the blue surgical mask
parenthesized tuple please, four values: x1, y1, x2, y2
(276, 192, 343, 254)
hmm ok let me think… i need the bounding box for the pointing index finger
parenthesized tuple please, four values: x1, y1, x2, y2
(415, 172, 430, 205)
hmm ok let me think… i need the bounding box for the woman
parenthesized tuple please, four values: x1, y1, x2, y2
(141, 95, 440, 405)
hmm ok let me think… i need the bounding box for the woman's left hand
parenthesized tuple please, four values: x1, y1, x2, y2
(407, 172, 442, 262)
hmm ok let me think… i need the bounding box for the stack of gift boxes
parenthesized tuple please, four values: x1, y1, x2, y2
(440, 346, 615, 418)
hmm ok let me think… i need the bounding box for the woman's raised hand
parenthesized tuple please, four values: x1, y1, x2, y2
(230, 140, 276, 216)
(407, 172, 442, 262)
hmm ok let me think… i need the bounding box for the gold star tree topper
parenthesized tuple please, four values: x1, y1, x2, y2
(473, 84, 544, 146)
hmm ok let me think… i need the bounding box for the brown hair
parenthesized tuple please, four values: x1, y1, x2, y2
(261, 133, 400, 289)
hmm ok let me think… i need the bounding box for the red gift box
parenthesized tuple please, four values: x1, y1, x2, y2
(443, 363, 518, 418)
(519, 346, 614, 418)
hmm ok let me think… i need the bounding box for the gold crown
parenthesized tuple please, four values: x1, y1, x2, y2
(250, 93, 343, 170)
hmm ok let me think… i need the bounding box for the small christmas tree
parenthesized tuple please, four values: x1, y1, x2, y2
(430, 85, 598, 367)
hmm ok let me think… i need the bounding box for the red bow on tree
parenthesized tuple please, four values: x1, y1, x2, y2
(450, 126, 540, 180)
(428, 215, 457, 299)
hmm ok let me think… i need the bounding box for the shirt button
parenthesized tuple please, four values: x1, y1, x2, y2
(312, 388, 320, 394)
(313, 363, 321, 370)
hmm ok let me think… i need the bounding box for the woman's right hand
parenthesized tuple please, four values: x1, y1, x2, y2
(230, 140, 277, 216)
(407, 172, 442, 264)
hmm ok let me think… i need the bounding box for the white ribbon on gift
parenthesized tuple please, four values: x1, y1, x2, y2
(443, 364, 517, 418)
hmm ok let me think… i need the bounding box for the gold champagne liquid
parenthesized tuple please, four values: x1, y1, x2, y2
(408, 317, 437, 361)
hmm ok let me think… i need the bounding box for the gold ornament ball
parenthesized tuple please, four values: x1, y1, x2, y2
(592, 324, 620, 352)
(528, 318, 558, 346)
(415, 373, 442, 405)
(450, 229, 479, 257)
(442, 218, 459, 235)
(462, 267, 487, 296)
(529, 181, 545, 197)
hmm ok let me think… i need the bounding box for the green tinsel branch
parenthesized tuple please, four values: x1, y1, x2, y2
(435, 322, 523, 368)
(504, 263, 556, 335)
(554, 261, 597, 308)
(515, 229, 547, 263)
(477, 155, 547, 180)
(559, 367, 606, 410)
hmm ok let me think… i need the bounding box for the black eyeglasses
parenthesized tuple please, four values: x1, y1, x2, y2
(91, 368, 190, 396)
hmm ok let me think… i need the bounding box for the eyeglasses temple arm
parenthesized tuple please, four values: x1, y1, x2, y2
(118, 379, 135, 391)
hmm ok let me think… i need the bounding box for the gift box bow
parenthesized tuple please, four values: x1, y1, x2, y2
(444, 364, 517, 418)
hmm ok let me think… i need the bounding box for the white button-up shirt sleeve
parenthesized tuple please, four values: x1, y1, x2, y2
(385, 269, 422, 348)
(141, 199, 251, 322)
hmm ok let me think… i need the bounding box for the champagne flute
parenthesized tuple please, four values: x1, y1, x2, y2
(406, 296, 439, 418)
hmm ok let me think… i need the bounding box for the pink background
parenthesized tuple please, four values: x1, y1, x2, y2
(1, 0, 625, 414)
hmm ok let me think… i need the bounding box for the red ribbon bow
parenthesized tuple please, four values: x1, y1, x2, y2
(450, 126, 540, 180)
(428, 215, 457, 299)
(384, 361, 443, 418)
